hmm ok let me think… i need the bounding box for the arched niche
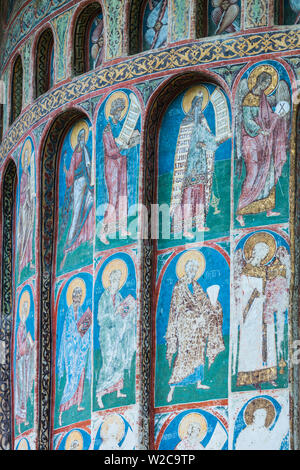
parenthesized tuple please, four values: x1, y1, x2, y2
(141, 73, 232, 449)
(73, 1, 104, 76)
(10, 55, 23, 125)
(129, 0, 168, 55)
(0, 104, 3, 143)
(35, 28, 55, 98)
(0, 159, 17, 450)
(275, 0, 300, 25)
(39, 109, 92, 449)
(197, 0, 241, 37)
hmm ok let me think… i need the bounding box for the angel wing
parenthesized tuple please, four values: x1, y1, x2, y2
(235, 78, 248, 160)
(275, 80, 291, 121)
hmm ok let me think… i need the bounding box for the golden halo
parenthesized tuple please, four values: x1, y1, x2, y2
(100, 414, 125, 442)
(21, 139, 32, 169)
(102, 258, 128, 290)
(17, 438, 29, 450)
(243, 232, 277, 265)
(244, 398, 276, 428)
(176, 250, 206, 280)
(70, 120, 90, 150)
(65, 430, 84, 450)
(182, 85, 209, 114)
(19, 290, 31, 322)
(66, 278, 86, 307)
(105, 91, 129, 121)
(248, 65, 279, 96)
(178, 412, 208, 442)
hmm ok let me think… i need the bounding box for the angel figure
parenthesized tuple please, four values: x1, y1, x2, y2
(235, 65, 291, 227)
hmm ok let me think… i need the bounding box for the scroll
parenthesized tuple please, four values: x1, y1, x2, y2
(210, 88, 232, 143)
(115, 93, 141, 149)
(207, 285, 220, 307)
(170, 121, 194, 214)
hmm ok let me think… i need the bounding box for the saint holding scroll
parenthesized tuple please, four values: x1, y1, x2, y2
(99, 92, 141, 245)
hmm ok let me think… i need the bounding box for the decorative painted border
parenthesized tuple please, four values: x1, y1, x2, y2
(0, 0, 74, 69)
(38, 109, 87, 449)
(1, 28, 300, 164)
(0, 160, 17, 450)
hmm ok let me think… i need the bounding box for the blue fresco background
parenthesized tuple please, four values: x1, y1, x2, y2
(158, 408, 228, 450)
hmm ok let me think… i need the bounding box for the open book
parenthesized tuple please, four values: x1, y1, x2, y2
(116, 295, 136, 318)
(77, 308, 92, 337)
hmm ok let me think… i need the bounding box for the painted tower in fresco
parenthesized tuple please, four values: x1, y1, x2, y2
(0, 0, 299, 451)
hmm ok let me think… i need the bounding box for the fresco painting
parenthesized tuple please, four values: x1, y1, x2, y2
(54, 272, 93, 430)
(154, 245, 230, 407)
(281, 0, 300, 24)
(88, 12, 104, 70)
(16, 137, 36, 285)
(230, 390, 289, 449)
(96, 89, 141, 250)
(155, 407, 228, 450)
(232, 229, 290, 392)
(57, 118, 94, 275)
(93, 412, 135, 450)
(0, 0, 298, 452)
(55, 428, 91, 450)
(158, 83, 232, 249)
(142, 0, 168, 51)
(208, 0, 241, 35)
(234, 62, 292, 229)
(15, 436, 31, 450)
(13, 285, 36, 438)
(93, 252, 137, 412)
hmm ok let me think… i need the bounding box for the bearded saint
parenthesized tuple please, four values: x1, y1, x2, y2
(60, 128, 94, 269)
(166, 259, 224, 403)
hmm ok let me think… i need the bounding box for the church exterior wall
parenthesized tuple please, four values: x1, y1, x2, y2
(0, 0, 299, 451)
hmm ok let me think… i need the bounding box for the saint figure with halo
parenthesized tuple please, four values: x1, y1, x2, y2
(166, 250, 224, 403)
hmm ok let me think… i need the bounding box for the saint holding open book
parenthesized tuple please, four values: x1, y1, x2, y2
(96, 259, 137, 409)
